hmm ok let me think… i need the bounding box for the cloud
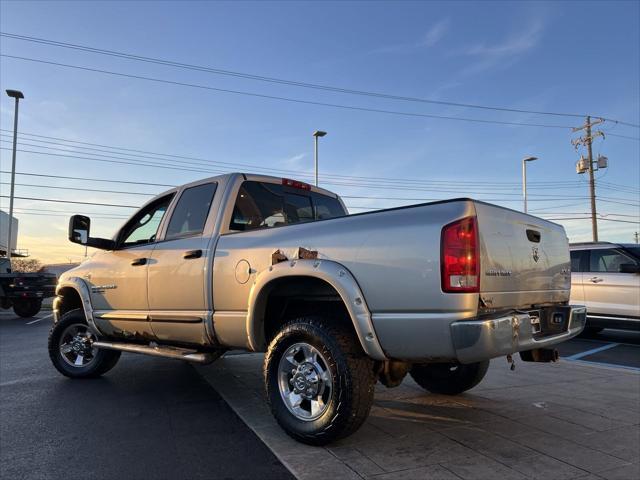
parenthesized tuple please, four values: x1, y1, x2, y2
(279, 153, 308, 172)
(370, 18, 450, 54)
(420, 18, 450, 48)
(457, 19, 545, 75)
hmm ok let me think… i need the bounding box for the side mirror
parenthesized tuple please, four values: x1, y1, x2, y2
(69, 215, 90, 245)
(619, 263, 640, 274)
(68, 215, 116, 250)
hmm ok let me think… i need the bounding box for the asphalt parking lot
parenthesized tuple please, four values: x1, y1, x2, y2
(0, 311, 293, 480)
(1, 310, 639, 480)
(557, 328, 640, 370)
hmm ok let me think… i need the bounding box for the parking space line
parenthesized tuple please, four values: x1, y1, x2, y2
(569, 358, 640, 372)
(565, 342, 619, 360)
(26, 313, 53, 325)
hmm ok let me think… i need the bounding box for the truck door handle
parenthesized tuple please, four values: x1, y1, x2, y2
(131, 258, 147, 266)
(183, 249, 202, 259)
(589, 276, 603, 283)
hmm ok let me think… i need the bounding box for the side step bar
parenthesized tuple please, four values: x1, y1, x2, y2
(93, 341, 222, 364)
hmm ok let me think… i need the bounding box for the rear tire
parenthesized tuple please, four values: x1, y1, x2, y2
(264, 316, 376, 445)
(410, 360, 489, 395)
(13, 299, 42, 318)
(48, 309, 121, 379)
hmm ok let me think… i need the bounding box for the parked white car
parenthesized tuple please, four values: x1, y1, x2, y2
(570, 242, 640, 333)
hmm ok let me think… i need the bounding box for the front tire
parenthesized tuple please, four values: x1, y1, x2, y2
(48, 309, 121, 379)
(264, 316, 376, 445)
(410, 360, 489, 395)
(13, 299, 42, 318)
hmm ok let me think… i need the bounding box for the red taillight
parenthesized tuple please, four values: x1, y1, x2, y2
(441, 216, 479, 293)
(282, 178, 311, 190)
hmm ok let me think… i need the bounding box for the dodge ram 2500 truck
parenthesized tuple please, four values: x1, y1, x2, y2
(50, 173, 585, 445)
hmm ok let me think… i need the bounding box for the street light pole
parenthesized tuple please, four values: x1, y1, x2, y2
(5, 90, 24, 266)
(312, 130, 327, 186)
(522, 156, 538, 213)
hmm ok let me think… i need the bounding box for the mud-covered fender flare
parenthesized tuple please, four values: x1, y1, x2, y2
(54, 277, 102, 336)
(246, 259, 386, 361)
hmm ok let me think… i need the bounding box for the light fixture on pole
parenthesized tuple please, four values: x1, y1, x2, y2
(5, 89, 24, 267)
(312, 130, 327, 187)
(522, 156, 538, 213)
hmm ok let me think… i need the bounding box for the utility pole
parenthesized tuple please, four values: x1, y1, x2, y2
(634, 232, 639, 244)
(572, 116, 604, 242)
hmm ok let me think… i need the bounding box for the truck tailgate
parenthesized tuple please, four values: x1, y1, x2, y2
(474, 202, 571, 309)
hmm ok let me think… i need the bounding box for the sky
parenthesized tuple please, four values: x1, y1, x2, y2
(0, 0, 639, 264)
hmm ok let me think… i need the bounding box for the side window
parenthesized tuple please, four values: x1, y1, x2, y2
(229, 181, 347, 231)
(588, 249, 635, 273)
(570, 250, 585, 273)
(311, 192, 346, 220)
(165, 183, 217, 240)
(120, 194, 174, 247)
(231, 182, 285, 231)
(285, 193, 314, 223)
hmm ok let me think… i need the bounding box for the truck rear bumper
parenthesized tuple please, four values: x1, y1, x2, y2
(451, 305, 586, 364)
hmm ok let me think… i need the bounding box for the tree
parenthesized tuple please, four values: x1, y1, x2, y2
(11, 258, 43, 273)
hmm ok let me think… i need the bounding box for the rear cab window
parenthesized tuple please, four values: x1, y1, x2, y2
(230, 180, 346, 232)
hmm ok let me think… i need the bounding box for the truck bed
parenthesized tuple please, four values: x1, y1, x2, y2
(214, 198, 570, 316)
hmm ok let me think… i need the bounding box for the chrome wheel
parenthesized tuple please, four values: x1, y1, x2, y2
(278, 342, 333, 421)
(58, 323, 98, 368)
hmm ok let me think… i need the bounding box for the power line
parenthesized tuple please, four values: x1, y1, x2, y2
(0, 195, 137, 208)
(0, 169, 174, 188)
(606, 133, 640, 141)
(0, 206, 129, 217)
(0, 54, 577, 130)
(3, 129, 637, 192)
(543, 217, 640, 224)
(0, 140, 634, 197)
(8, 210, 128, 220)
(0, 181, 156, 196)
(3, 146, 638, 206)
(2, 31, 639, 128)
(0, 34, 585, 118)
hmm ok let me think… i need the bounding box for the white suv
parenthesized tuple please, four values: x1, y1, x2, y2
(570, 242, 640, 333)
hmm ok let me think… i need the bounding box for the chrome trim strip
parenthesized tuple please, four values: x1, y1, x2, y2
(587, 314, 640, 322)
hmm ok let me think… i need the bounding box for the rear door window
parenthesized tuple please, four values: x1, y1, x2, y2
(588, 249, 636, 273)
(165, 183, 217, 240)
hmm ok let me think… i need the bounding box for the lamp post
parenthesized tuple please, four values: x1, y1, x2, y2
(312, 130, 327, 186)
(522, 156, 538, 213)
(5, 90, 24, 266)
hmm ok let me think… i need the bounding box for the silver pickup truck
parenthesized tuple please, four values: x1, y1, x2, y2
(50, 173, 585, 444)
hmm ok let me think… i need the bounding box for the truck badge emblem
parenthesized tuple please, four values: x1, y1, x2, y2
(532, 247, 539, 263)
